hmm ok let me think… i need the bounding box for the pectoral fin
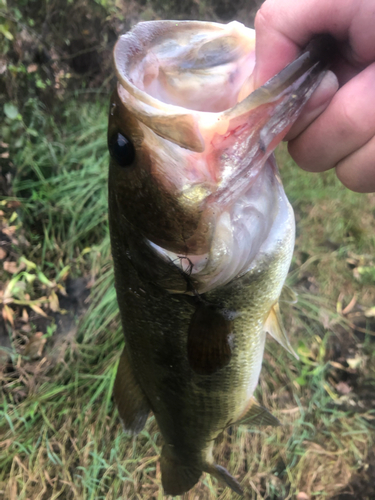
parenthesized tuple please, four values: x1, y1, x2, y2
(187, 303, 234, 376)
(265, 303, 299, 360)
(236, 396, 280, 427)
(113, 347, 150, 435)
(280, 284, 298, 304)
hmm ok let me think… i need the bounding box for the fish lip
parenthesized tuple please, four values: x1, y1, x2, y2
(113, 20, 255, 152)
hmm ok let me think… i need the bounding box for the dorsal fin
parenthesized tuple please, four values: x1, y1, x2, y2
(265, 303, 299, 360)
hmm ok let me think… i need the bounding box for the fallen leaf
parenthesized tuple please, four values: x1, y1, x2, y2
(49, 290, 59, 312)
(27, 63, 38, 73)
(0, 152, 9, 158)
(352, 268, 360, 280)
(7, 200, 21, 209)
(365, 307, 375, 318)
(8, 478, 18, 500)
(342, 294, 357, 315)
(21, 308, 29, 322)
(57, 283, 67, 296)
(30, 304, 48, 317)
(2, 304, 14, 326)
(3, 261, 18, 274)
(24, 332, 46, 359)
(336, 381, 351, 395)
(297, 493, 309, 500)
(2, 226, 16, 236)
(0, 248, 6, 260)
(347, 355, 363, 370)
(0, 439, 12, 449)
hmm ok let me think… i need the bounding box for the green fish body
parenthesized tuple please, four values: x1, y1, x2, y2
(108, 20, 329, 495)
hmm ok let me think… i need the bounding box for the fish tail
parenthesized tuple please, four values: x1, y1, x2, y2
(160, 445, 202, 496)
(204, 463, 244, 496)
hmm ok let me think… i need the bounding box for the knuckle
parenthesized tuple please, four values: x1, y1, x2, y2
(287, 140, 311, 171)
(336, 146, 375, 193)
(254, 2, 274, 31)
(338, 100, 354, 130)
(336, 98, 363, 139)
(288, 137, 332, 173)
(335, 162, 362, 192)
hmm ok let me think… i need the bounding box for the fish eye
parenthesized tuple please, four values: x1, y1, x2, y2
(108, 131, 135, 167)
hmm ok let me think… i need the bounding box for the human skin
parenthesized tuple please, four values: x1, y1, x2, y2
(253, 0, 375, 193)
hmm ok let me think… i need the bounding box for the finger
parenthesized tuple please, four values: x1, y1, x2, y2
(254, 3, 301, 86)
(335, 135, 375, 193)
(288, 63, 375, 172)
(253, 0, 375, 87)
(284, 70, 338, 141)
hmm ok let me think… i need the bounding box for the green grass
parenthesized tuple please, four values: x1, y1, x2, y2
(12, 99, 110, 266)
(1, 96, 375, 500)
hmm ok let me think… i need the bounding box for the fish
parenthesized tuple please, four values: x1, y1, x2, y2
(108, 20, 333, 496)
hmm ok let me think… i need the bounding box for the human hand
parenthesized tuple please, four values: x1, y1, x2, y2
(254, 0, 375, 193)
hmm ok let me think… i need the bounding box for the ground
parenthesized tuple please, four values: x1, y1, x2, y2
(0, 1, 375, 499)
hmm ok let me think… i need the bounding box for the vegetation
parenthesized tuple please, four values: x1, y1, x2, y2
(1, 1, 375, 499)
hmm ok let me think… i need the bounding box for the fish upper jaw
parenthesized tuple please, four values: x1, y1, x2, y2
(114, 20, 256, 152)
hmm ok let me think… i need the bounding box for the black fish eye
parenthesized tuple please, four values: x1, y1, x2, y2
(108, 132, 135, 167)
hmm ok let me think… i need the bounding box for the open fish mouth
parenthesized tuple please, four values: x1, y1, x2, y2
(111, 21, 329, 293)
(109, 21, 336, 496)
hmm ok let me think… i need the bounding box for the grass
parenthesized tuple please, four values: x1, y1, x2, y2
(12, 99, 110, 266)
(1, 81, 375, 500)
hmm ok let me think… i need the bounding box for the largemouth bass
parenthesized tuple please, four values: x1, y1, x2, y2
(108, 20, 331, 496)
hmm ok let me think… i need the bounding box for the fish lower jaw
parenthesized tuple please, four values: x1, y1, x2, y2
(149, 156, 294, 294)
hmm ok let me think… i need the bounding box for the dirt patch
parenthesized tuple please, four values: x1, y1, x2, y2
(1, 276, 90, 391)
(329, 452, 375, 500)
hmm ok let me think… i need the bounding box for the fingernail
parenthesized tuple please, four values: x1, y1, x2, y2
(284, 70, 338, 141)
(310, 70, 339, 108)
